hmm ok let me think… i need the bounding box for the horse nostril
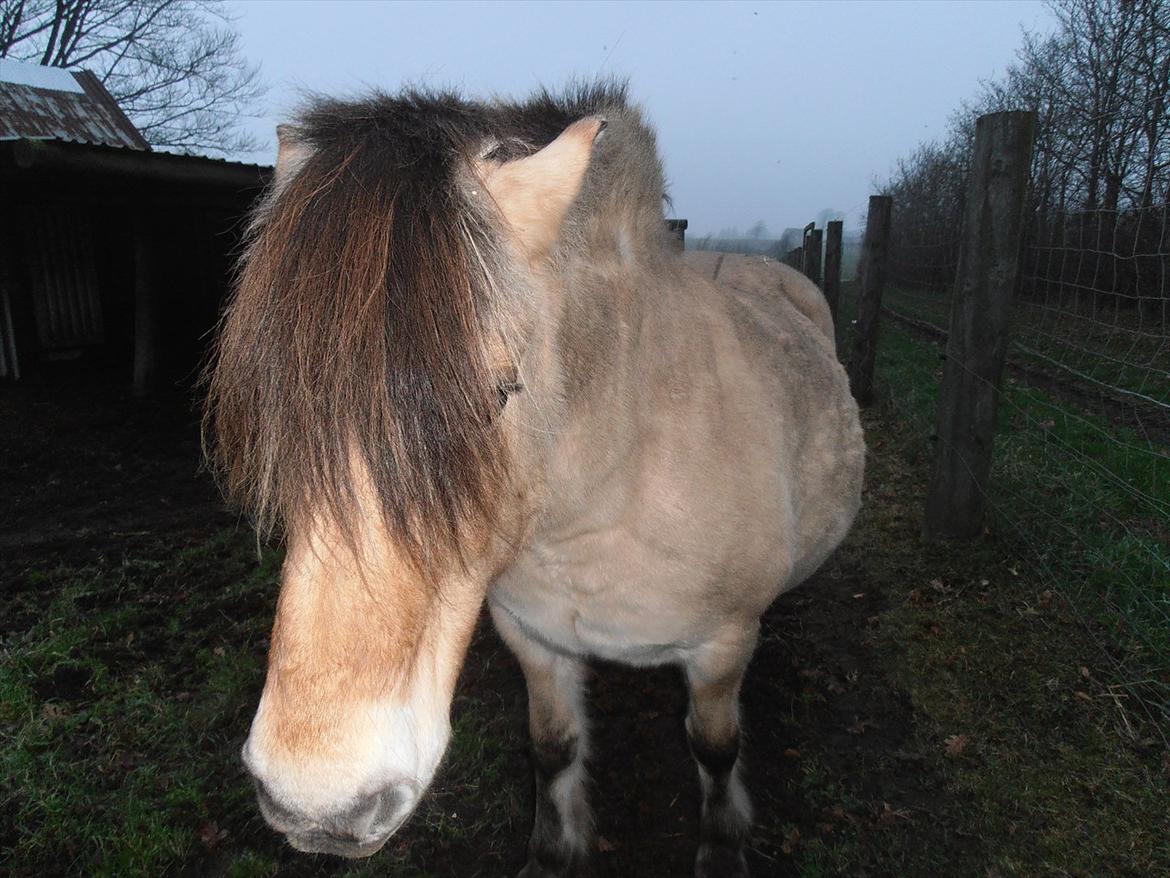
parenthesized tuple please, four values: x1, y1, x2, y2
(252, 778, 301, 833)
(340, 783, 416, 839)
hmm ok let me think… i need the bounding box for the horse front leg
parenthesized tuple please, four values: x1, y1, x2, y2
(683, 625, 757, 878)
(490, 605, 595, 878)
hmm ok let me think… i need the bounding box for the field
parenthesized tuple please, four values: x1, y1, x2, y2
(2, 333, 1168, 877)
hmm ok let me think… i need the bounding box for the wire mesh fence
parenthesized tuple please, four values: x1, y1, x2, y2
(854, 200, 1170, 742)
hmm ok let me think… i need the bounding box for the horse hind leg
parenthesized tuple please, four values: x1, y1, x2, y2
(684, 624, 757, 878)
(490, 606, 595, 878)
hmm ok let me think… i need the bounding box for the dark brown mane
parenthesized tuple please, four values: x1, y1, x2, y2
(203, 84, 635, 573)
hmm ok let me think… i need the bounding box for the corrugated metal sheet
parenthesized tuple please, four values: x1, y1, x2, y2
(0, 60, 149, 150)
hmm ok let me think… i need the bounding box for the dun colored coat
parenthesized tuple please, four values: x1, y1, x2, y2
(205, 83, 864, 878)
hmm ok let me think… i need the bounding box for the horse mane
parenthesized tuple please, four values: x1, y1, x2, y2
(203, 81, 661, 574)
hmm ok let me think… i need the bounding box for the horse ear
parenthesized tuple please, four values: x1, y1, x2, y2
(274, 124, 312, 188)
(476, 117, 605, 259)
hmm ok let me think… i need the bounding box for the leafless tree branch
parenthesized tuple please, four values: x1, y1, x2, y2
(0, 0, 264, 156)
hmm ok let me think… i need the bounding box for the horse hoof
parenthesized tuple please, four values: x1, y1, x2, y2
(695, 843, 749, 878)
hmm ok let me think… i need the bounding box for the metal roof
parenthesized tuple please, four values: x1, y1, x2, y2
(4, 138, 271, 191)
(0, 59, 150, 151)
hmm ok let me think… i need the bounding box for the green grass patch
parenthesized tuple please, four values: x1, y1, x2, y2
(0, 533, 278, 877)
(0, 529, 525, 877)
(818, 399, 1170, 876)
(866, 313, 1170, 720)
(880, 286, 1170, 410)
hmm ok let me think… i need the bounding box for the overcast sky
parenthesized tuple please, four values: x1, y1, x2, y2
(227, 0, 1055, 236)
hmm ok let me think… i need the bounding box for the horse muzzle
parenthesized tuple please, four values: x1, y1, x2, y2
(253, 776, 418, 858)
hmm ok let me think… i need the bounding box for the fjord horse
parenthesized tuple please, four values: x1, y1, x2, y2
(205, 84, 864, 877)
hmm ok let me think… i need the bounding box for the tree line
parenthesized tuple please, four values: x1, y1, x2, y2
(882, 0, 1170, 312)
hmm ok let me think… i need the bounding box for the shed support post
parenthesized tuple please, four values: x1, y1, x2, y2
(132, 212, 159, 397)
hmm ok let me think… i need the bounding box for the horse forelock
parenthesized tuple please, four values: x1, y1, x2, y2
(206, 91, 523, 577)
(204, 82, 665, 576)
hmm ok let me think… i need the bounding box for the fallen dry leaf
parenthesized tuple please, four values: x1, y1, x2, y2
(781, 826, 801, 855)
(944, 734, 969, 757)
(199, 821, 226, 850)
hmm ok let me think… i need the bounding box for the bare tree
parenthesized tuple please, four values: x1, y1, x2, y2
(881, 0, 1170, 317)
(0, 0, 264, 156)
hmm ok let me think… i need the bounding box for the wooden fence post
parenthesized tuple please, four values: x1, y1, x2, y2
(923, 110, 1037, 540)
(847, 195, 892, 405)
(824, 219, 843, 322)
(787, 247, 803, 269)
(802, 227, 823, 287)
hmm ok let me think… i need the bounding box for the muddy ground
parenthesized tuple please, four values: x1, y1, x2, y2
(5, 374, 1154, 878)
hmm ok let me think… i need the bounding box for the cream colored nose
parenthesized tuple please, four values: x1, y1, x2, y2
(252, 777, 417, 858)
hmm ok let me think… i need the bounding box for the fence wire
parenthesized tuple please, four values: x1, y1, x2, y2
(871, 201, 1170, 741)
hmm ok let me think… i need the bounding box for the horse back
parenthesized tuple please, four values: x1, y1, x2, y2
(682, 252, 836, 344)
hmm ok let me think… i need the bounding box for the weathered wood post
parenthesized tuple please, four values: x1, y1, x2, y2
(132, 211, 159, 397)
(923, 110, 1036, 540)
(824, 220, 843, 322)
(787, 247, 803, 269)
(847, 195, 892, 405)
(665, 218, 688, 253)
(802, 227, 823, 288)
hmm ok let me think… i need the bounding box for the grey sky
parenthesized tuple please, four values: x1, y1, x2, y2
(228, 0, 1054, 236)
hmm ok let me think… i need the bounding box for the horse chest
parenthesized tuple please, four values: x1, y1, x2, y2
(490, 532, 710, 665)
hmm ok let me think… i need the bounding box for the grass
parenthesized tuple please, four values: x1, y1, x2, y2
(860, 305, 1170, 727)
(0, 527, 528, 878)
(783, 398, 1170, 876)
(880, 285, 1170, 411)
(0, 534, 275, 877)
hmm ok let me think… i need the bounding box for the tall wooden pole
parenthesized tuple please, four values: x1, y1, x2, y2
(847, 196, 892, 406)
(824, 219, 843, 323)
(923, 111, 1037, 540)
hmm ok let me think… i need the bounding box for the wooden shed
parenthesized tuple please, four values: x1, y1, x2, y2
(0, 59, 270, 392)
